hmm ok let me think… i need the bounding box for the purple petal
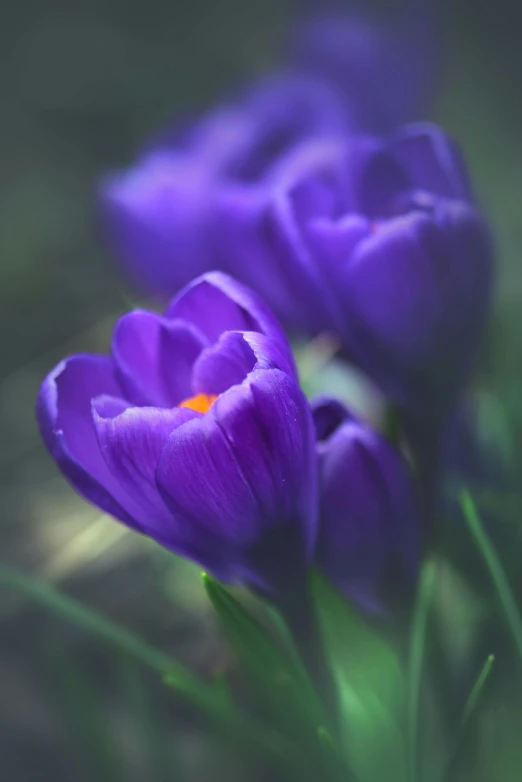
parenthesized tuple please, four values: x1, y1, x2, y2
(390, 123, 473, 202)
(344, 201, 493, 413)
(218, 140, 352, 336)
(233, 73, 351, 181)
(166, 272, 297, 379)
(216, 187, 306, 329)
(306, 214, 371, 280)
(192, 329, 298, 396)
(266, 136, 347, 194)
(214, 369, 319, 589)
(36, 354, 146, 528)
(99, 152, 216, 297)
(191, 331, 257, 395)
(317, 419, 419, 590)
(310, 395, 353, 442)
(92, 398, 199, 533)
(353, 143, 411, 219)
(156, 396, 262, 584)
(241, 331, 299, 374)
(266, 191, 347, 335)
(183, 107, 257, 175)
(345, 212, 441, 362)
(156, 369, 317, 590)
(112, 310, 207, 407)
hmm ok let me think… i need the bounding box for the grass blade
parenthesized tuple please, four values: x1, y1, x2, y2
(0, 565, 312, 780)
(443, 653, 495, 780)
(458, 653, 495, 731)
(460, 490, 522, 668)
(49, 652, 126, 782)
(0, 565, 228, 712)
(408, 557, 437, 782)
(121, 659, 175, 782)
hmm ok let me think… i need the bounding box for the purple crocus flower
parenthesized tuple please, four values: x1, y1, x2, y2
(312, 395, 419, 608)
(220, 123, 494, 424)
(99, 5, 435, 301)
(99, 73, 350, 298)
(36, 272, 317, 595)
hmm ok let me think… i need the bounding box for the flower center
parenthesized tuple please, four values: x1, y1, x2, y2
(178, 393, 217, 413)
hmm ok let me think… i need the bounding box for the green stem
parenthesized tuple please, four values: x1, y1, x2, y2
(275, 581, 338, 728)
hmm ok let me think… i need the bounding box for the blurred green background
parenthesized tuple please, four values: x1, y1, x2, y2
(1, 1, 522, 780)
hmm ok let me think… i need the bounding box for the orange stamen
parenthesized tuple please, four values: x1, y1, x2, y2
(178, 392, 217, 414)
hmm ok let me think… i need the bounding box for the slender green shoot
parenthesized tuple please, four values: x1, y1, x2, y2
(458, 654, 495, 731)
(0, 566, 310, 781)
(408, 557, 438, 782)
(460, 490, 522, 668)
(443, 653, 495, 779)
(121, 659, 175, 782)
(0, 565, 204, 693)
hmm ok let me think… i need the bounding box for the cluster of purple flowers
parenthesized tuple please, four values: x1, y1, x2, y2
(37, 4, 493, 611)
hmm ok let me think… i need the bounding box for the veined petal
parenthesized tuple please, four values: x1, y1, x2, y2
(156, 369, 317, 590)
(156, 398, 261, 562)
(92, 398, 200, 532)
(214, 369, 318, 552)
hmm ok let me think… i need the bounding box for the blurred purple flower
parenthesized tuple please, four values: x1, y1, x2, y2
(99, 4, 436, 300)
(99, 73, 350, 298)
(36, 272, 317, 594)
(312, 395, 419, 608)
(221, 123, 493, 422)
(290, 1, 436, 132)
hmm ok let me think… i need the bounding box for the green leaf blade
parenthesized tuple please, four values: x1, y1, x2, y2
(202, 573, 327, 740)
(311, 570, 407, 782)
(460, 490, 522, 668)
(407, 557, 437, 782)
